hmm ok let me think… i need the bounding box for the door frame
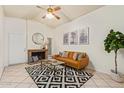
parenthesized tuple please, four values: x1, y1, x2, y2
(8, 32, 27, 65)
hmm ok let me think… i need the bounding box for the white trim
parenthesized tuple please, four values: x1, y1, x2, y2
(0, 67, 5, 79)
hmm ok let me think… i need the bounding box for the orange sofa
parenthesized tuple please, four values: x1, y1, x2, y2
(53, 51, 89, 69)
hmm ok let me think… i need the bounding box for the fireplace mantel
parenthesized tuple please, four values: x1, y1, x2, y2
(27, 49, 48, 63)
(28, 49, 48, 52)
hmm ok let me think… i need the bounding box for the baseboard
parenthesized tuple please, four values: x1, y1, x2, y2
(86, 66, 95, 71)
(0, 67, 4, 79)
(86, 66, 111, 75)
(8, 62, 27, 66)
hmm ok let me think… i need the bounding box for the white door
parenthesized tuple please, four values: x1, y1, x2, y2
(8, 33, 26, 65)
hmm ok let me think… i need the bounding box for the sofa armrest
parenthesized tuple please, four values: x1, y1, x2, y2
(79, 55, 89, 68)
(80, 57, 89, 63)
(52, 54, 60, 58)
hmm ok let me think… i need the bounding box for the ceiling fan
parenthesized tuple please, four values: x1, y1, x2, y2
(36, 5, 61, 20)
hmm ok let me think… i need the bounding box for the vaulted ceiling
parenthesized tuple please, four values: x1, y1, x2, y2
(3, 5, 103, 28)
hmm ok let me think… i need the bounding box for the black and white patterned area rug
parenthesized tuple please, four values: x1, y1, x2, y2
(25, 64, 93, 88)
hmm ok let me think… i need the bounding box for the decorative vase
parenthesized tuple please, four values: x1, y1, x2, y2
(110, 69, 124, 83)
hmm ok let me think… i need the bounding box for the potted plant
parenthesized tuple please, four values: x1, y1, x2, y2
(104, 29, 124, 82)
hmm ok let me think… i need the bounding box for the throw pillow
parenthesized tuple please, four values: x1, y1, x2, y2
(61, 52, 65, 57)
(77, 53, 83, 61)
(59, 51, 63, 56)
(77, 53, 86, 61)
(63, 51, 69, 57)
(32, 56, 39, 62)
(68, 52, 73, 59)
(73, 53, 78, 60)
(61, 51, 68, 57)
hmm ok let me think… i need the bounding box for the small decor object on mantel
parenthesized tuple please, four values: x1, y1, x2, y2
(42, 38, 49, 50)
(104, 29, 124, 82)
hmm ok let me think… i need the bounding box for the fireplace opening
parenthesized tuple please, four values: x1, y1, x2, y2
(28, 49, 48, 63)
(32, 52, 45, 60)
(31, 52, 45, 62)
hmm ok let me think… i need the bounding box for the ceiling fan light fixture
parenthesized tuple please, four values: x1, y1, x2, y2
(36, 5, 61, 20)
(46, 13, 54, 19)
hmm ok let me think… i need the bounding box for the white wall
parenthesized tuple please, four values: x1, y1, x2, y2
(54, 6, 124, 74)
(27, 20, 53, 49)
(0, 6, 4, 78)
(4, 17, 53, 66)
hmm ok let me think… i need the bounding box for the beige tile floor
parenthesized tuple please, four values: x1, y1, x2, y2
(0, 63, 124, 88)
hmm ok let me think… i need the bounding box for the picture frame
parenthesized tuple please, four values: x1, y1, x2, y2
(63, 32, 69, 45)
(79, 27, 89, 45)
(70, 31, 78, 45)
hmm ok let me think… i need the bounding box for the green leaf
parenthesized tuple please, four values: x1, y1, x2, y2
(104, 29, 124, 53)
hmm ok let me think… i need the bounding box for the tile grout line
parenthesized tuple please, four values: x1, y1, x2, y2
(14, 76, 30, 88)
(96, 73, 113, 88)
(91, 72, 106, 88)
(89, 77, 99, 88)
(96, 73, 117, 88)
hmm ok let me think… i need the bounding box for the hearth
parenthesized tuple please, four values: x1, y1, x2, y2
(28, 49, 48, 64)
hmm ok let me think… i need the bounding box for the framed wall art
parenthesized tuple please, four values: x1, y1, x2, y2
(70, 31, 78, 45)
(63, 27, 89, 45)
(63, 32, 69, 45)
(79, 27, 89, 45)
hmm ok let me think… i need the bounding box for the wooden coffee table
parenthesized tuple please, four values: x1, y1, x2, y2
(50, 60, 64, 75)
(40, 59, 49, 68)
(40, 59, 65, 75)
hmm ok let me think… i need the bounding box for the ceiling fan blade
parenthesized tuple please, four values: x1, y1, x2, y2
(36, 5, 46, 10)
(42, 15, 46, 19)
(53, 6, 61, 11)
(36, 5, 41, 8)
(52, 13, 60, 20)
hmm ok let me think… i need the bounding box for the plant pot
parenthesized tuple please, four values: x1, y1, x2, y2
(110, 69, 124, 83)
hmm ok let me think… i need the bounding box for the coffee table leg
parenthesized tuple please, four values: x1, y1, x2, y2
(53, 65, 56, 75)
(41, 60, 42, 69)
(64, 63, 66, 74)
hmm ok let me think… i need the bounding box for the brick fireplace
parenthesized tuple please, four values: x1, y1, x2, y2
(27, 49, 48, 64)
